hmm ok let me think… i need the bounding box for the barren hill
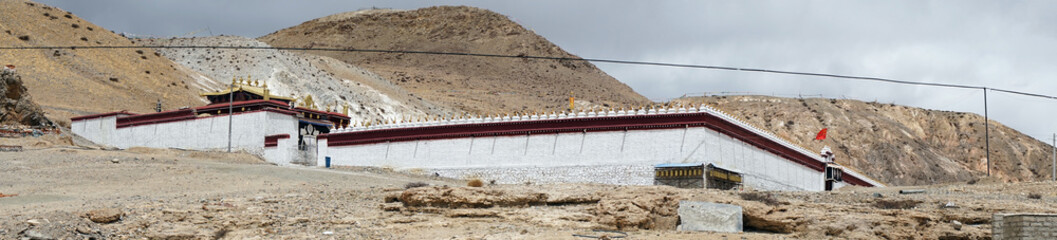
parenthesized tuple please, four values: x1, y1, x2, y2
(259, 6, 651, 115)
(0, 0, 209, 125)
(142, 36, 450, 124)
(675, 95, 1052, 186)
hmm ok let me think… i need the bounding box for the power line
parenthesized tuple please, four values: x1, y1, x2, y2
(2, 44, 1056, 100)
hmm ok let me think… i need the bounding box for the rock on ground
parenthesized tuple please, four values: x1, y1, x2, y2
(84, 208, 122, 223)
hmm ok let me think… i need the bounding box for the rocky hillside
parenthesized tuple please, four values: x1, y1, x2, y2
(141, 36, 450, 123)
(675, 95, 1052, 186)
(0, 0, 212, 125)
(0, 70, 50, 127)
(259, 6, 651, 115)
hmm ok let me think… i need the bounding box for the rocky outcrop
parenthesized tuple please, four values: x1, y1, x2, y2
(0, 71, 51, 127)
(399, 186, 548, 208)
(591, 187, 682, 230)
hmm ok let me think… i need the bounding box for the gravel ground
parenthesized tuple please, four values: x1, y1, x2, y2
(2, 136, 1052, 239)
(0, 139, 782, 239)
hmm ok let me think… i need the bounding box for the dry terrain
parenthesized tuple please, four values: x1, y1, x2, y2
(674, 95, 1053, 186)
(1, 135, 1050, 239)
(260, 6, 652, 115)
(0, 0, 211, 125)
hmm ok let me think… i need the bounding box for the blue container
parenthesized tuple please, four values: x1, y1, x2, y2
(325, 156, 331, 168)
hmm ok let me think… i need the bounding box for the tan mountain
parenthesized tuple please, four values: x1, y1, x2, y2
(675, 95, 1052, 186)
(0, 0, 211, 126)
(259, 6, 651, 115)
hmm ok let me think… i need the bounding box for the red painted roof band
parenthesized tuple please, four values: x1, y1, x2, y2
(116, 109, 196, 128)
(294, 107, 351, 120)
(195, 99, 290, 112)
(319, 112, 876, 187)
(264, 134, 291, 147)
(70, 111, 134, 121)
(78, 99, 345, 128)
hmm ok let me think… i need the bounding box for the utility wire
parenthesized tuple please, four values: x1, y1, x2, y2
(2, 44, 1056, 100)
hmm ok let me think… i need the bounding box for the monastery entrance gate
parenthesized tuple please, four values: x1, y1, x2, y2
(293, 135, 317, 166)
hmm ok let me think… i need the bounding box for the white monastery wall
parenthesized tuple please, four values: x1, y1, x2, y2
(72, 111, 299, 165)
(321, 127, 824, 191)
(72, 115, 119, 145)
(263, 135, 298, 165)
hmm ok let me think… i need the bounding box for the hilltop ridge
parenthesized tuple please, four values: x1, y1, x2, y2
(0, 0, 211, 125)
(260, 6, 652, 115)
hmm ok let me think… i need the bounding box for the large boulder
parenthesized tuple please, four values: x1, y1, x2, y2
(0, 71, 51, 127)
(676, 201, 743, 233)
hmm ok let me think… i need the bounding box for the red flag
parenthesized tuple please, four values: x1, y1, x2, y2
(815, 128, 828, 141)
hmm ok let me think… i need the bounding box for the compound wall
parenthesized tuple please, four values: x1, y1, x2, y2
(320, 126, 825, 191)
(72, 110, 299, 165)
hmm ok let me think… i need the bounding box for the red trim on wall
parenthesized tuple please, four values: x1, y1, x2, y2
(195, 99, 290, 113)
(842, 173, 872, 186)
(264, 134, 290, 148)
(261, 108, 298, 116)
(115, 109, 196, 128)
(70, 111, 134, 121)
(320, 112, 876, 187)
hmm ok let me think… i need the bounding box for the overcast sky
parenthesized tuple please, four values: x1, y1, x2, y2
(36, 0, 1057, 142)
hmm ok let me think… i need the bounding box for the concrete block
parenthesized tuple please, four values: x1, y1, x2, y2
(677, 201, 742, 233)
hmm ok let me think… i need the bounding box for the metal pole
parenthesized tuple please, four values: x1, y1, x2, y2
(228, 83, 233, 153)
(984, 88, 990, 176)
(1052, 133, 1055, 181)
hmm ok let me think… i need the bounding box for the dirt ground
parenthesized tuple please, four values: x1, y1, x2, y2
(1, 135, 1053, 239)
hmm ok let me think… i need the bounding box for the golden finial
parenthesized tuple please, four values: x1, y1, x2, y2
(231, 76, 236, 86)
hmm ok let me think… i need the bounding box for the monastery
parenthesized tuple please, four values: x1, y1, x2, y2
(72, 78, 883, 191)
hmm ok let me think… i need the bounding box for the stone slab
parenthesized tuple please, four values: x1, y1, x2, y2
(677, 201, 742, 233)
